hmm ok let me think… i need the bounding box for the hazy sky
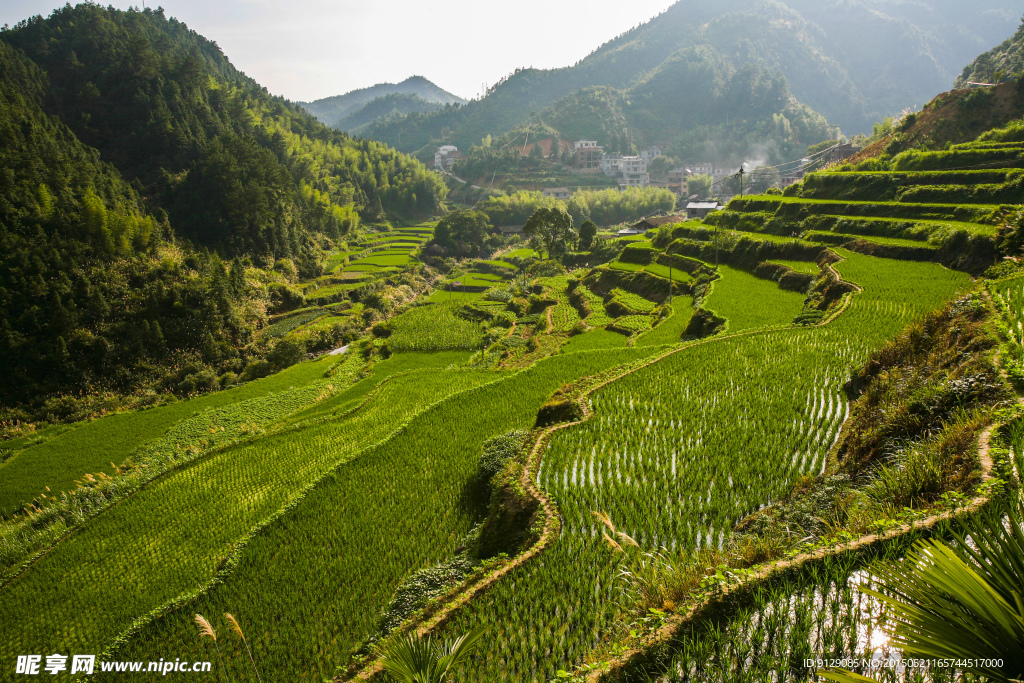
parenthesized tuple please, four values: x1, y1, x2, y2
(1, 0, 675, 102)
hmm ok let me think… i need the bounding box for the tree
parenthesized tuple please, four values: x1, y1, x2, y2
(686, 174, 713, 199)
(746, 166, 782, 194)
(432, 209, 492, 256)
(549, 138, 560, 161)
(522, 207, 575, 259)
(381, 628, 486, 683)
(529, 141, 544, 161)
(579, 220, 598, 250)
(565, 194, 591, 227)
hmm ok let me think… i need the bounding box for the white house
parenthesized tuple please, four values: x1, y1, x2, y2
(434, 145, 463, 171)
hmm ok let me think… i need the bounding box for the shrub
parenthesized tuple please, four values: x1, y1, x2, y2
(268, 338, 306, 370)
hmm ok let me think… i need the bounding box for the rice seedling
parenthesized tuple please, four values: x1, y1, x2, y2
(388, 303, 485, 352)
(104, 347, 656, 679)
(767, 259, 820, 274)
(0, 354, 342, 517)
(635, 298, 696, 347)
(0, 365, 500, 666)
(703, 265, 807, 332)
(433, 253, 969, 682)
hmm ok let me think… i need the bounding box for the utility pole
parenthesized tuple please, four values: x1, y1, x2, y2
(738, 166, 745, 199)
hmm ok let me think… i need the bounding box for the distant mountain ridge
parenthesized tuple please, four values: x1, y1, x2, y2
(361, 0, 1019, 158)
(298, 76, 466, 129)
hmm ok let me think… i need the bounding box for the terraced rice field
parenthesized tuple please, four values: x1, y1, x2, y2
(609, 260, 645, 273)
(635, 297, 696, 347)
(388, 302, 485, 352)
(644, 262, 693, 282)
(435, 253, 969, 682)
(104, 348, 658, 679)
(703, 265, 807, 331)
(767, 259, 820, 273)
(0, 357, 501, 670)
(0, 355, 341, 517)
(805, 231, 938, 249)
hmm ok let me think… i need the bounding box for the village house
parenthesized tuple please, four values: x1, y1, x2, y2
(602, 155, 650, 187)
(542, 187, 571, 200)
(573, 140, 603, 172)
(685, 162, 715, 176)
(433, 145, 463, 172)
(685, 201, 721, 219)
(828, 143, 861, 164)
(639, 145, 664, 162)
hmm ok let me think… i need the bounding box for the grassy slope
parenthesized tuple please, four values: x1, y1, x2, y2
(108, 347, 658, 679)
(635, 297, 696, 347)
(0, 355, 340, 515)
(0, 360, 498, 663)
(851, 80, 1024, 162)
(703, 266, 807, 332)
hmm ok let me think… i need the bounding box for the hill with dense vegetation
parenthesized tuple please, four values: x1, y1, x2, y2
(957, 16, 1024, 87)
(0, 4, 446, 419)
(363, 0, 1019, 164)
(299, 75, 466, 130)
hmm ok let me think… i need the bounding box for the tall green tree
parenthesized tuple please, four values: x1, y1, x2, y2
(432, 209, 493, 256)
(522, 207, 575, 259)
(579, 220, 598, 250)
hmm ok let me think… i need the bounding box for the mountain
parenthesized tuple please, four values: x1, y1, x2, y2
(298, 76, 466, 128)
(956, 16, 1024, 87)
(335, 92, 448, 134)
(0, 5, 446, 416)
(362, 0, 1020, 157)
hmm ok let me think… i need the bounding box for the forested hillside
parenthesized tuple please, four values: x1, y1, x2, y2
(299, 75, 466, 129)
(363, 0, 1019, 160)
(0, 5, 446, 419)
(957, 17, 1024, 87)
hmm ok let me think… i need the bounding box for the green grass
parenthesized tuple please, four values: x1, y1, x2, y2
(635, 298, 696, 347)
(609, 260, 645, 273)
(388, 302, 485, 352)
(561, 329, 629, 352)
(767, 259, 820, 274)
(0, 355, 341, 516)
(643, 263, 693, 283)
(108, 348, 657, 679)
(703, 266, 807, 332)
(0, 365, 502, 667)
(437, 253, 970, 682)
